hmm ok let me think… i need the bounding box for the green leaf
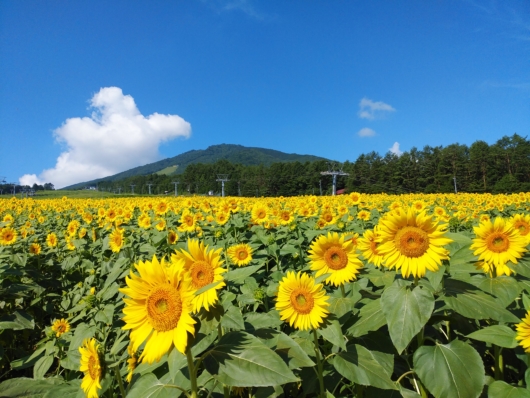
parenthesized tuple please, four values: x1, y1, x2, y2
(244, 311, 282, 331)
(477, 276, 521, 307)
(0, 310, 34, 330)
(445, 233, 473, 248)
(414, 340, 484, 398)
(255, 328, 315, 369)
(488, 381, 530, 398)
(0, 377, 64, 397)
(381, 282, 434, 354)
(33, 355, 54, 379)
(511, 257, 530, 279)
(203, 331, 298, 387)
(328, 296, 356, 318)
(448, 244, 479, 273)
(317, 318, 346, 350)
(225, 264, 264, 284)
(444, 291, 519, 323)
(43, 380, 83, 398)
(466, 325, 518, 348)
(221, 306, 245, 331)
(332, 345, 397, 390)
(348, 298, 387, 338)
(127, 373, 178, 398)
(195, 281, 222, 296)
(103, 257, 129, 287)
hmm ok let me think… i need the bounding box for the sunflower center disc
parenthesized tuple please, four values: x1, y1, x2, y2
(487, 233, 510, 253)
(395, 226, 430, 258)
(57, 324, 66, 333)
(238, 250, 248, 260)
(369, 238, 379, 254)
(146, 285, 182, 332)
(257, 211, 266, 219)
(88, 355, 100, 380)
(324, 246, 348, 270)
(290, 288, 315, 314)
(190, 261, 214, 288)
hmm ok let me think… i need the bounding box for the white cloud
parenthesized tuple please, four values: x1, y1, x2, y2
(19, 87, 191, 189)
(358, 97, 396, 120)
(357, 127, 376, 137)
(389, 142, 403, 156)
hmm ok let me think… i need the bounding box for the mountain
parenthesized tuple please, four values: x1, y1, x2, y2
(62, 144, 329, 189)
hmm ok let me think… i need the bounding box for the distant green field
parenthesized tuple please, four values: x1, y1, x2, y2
(0, 189, 193, 199)
(155, 165, 178, 175)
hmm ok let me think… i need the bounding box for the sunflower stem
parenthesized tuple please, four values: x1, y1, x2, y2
(313, 329, 326, 398)
(113, 364, 126, 398)
(216, 325, 230, 398)
(186, 347, 198, 398)
(340, 284, 346, 298)
(494, 344, 504, 380)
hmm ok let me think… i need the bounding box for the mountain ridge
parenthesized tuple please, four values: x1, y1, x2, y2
(62, 144, 329, 189)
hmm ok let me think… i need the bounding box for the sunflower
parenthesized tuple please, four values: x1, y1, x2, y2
(29, 243, 42, 255)
(109, 229, 124, 253)
(275, 271, 330, 331)
(120, 255, 196, 363)
(516, 311, 530, 353)
(179, 212, 196, 232)
(308, 232, 363, 286)
(51, 318, 70, 337)
(0, 227, 17, 245)
(155, 219, 166, 231)
(227, 243, 253, 267)
(357, 210, 371, 221)
(251, 203, 269, 224)
(137, 214, 151, 229)
(279, 209, 294, 226)
(357, 227, 384, 267)
(470, 218, 527, 273)
(155, 200, 169, 215)
(349, 192, 362, 205)
(67, 220, 80, 236)
(168, 230, 178, 245)
(376, 207, 453, 279)
(215, 211, 230, 226)
(171, 239, 226, 313)
(79, 338, 102, 398)
(511, 213, 530, 244)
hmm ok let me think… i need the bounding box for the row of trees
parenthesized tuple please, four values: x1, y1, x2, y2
(95, 134, 530, 196)
(0, 183, 54, 195)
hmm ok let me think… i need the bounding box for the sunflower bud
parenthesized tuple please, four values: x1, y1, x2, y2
(253, 288, 266, 301)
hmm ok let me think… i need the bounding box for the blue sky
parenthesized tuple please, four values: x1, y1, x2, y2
(1, 0, 529, 188)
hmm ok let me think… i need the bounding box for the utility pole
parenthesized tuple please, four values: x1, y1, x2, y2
(171, 181, 180, 196)
(453, 176, 458, 194)
(146, 182, 153, 195)
(238, 181, 241, 197)
(320, 162, 349, 196)
(117, 186, 122, 194)
(216, 174, 229, 198)
(130, 184, 136, 194)
(319, 179, 322, 196)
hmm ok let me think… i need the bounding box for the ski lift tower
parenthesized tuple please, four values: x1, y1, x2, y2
(216, 174, 229, 198)
(320, 162, 349, 196)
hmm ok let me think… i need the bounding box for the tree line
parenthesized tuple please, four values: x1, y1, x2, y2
(91, 134, 529, 196)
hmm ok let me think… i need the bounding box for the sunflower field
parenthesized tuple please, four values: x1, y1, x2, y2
(1, 192, 530, 398)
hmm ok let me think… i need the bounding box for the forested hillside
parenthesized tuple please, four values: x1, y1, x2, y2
(92, 134, 530, 196)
